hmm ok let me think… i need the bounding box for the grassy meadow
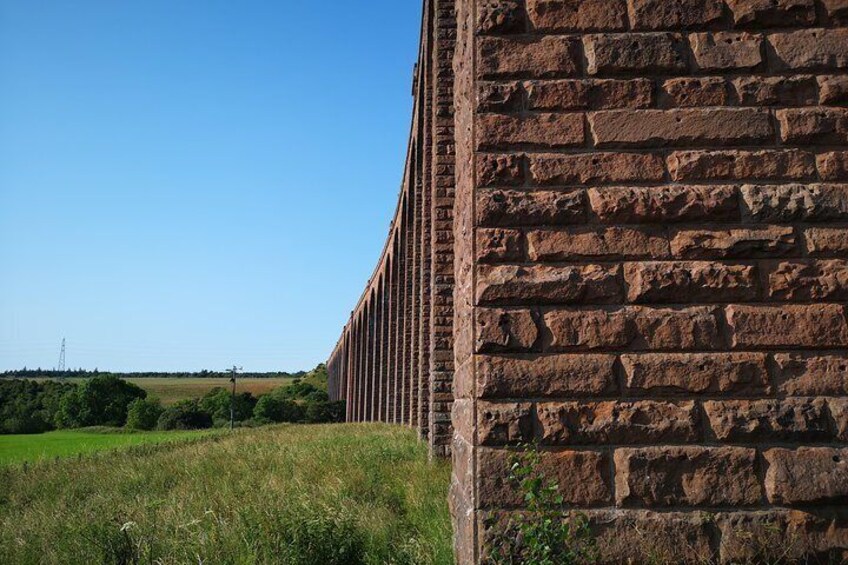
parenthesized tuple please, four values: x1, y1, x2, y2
(0, 423, 453, 565)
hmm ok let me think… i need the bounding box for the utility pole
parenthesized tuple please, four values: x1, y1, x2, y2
(57, 339, 66, 374)
(229, 365, 242, 430)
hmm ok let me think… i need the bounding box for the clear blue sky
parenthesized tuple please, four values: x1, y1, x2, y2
(0, 1, 421, 372)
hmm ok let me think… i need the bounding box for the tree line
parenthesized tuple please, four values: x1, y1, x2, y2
(1, 368, 307, 380)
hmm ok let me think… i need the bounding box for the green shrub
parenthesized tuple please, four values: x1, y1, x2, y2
(156, 399, 213, 430)
(253, 395, 303, 423)
(0, 379, 76, 434)
(125, 398, 164, 431)
(55, 375, 146, 429)
(304, 401, 345, 423)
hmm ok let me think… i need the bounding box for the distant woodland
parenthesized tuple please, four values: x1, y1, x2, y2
(1, 368, 307, 380)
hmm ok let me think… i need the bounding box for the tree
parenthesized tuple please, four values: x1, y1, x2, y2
(125, 398, 164, 431)
(55, 375, 146, 428)
(156, 399, 213, 430)
(304, 401, 345, 424)
(199, 387, 257, 424)
(254, 395, 303, 423)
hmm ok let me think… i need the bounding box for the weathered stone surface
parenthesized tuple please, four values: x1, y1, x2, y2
(805, 227, 848, 255)
(476, 153, 525, 187)
(830, 398, 848, 441)
(476, 308, 539, 353)
(726, 0, 816, 27)
(820, 75, 848, 105)
(629, 306, 724, 350)
(477, 0, 525, 34)
(741, 184, 848, 222)
(479, 35, 582, 78)
(625, 261, 758, 303)
(544, 308, 631, 350)
(704, 399, 831, 442)
(774, 352, 848, 395)
(670, 226, 796, 259)
(589, 108, 774, 148)
(527, 227, 669, 261)
(477, 228, 523, 263)
(587, 78, 654, 109)
(477, 264, 622, 305)
(622, 352, 770, 395)
(733, 75, 818, 106)
(816, 151, 848, 180)
(628, 0, 724, 30)
(583, 33, 687, 75)
(615, 447, 761, 507)
(690, 32, 764, 71)
(589, 185, 739, 223)
(822, 0, 848, 20)
(477, 81, 523, 113)
(668, 149, 815, 181)
(524, 79, 587, 111)
(477, 189, 585, 227)
(537, 401, 699, 445)
(769, 28, 848, 70)
(777, 108, 848, 144)
(726, 304, 848, 348)
(529, 152, 664, 185)
(662, 77, 729, 107)
(477, 401, 534, 446)
(764, 448, 848, 504)
(767, 260, 848, 300)
(476, 354, 618, 398)
(477, 113, 584, 148)
(525, 0, 628, 31)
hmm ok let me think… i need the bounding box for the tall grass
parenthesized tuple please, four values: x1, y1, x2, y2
(0, 423, 453, 565)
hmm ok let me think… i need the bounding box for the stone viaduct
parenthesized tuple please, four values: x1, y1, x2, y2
(327, 0, 848, 561)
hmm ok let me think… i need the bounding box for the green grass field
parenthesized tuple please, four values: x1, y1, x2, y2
(0, 423, 453, 565)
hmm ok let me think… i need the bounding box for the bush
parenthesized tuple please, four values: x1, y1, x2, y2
(125, 398, 164, 431)
(304, 401, 345, 424)
(253, 395, 303, 423)
(0, 379, 76, 434)
(199, 387, 257, 423)
(55, 375, 146, 428)
(275, 381, 328, 403)
(156, 399, 213, 430)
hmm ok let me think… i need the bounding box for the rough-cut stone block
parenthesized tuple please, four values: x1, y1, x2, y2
(476, 308, 539, 353)
(670, 226, 796, 259)
(529, 152, 664, 186)
(628, 0, 724, 30)
(477, 264, 622, 305)
(767, 260, 848, 300)
(822, 0, 848, 20)
(589, 185, 739, 223)
(527, 227, 669, 261)
(526, 0, 629, 31)
(668, 149, 815, 181)
(584, 33, 687, 75)
(479, 35, 582, 78)
(704, 399, 831, 442)
(477, 189, 585, 227)
(726, 0, 816, 27)
(830, 398, 848, 441)
(733, 76, 818, 106)
(777, 108, 848, 144)
(817, 151, 848, 180)
(819, 75, 848, 105)
(478, 448, 612, 507)
(476, 354, 618, 398)
(545, 308, 631, 350)
(477, 402, 534, 446)
(764, 448, 848, 504)
(662, 77, 729, 107)
(615, 447, 761, 507)
(727, 304, 848, 348)
(476, 153, 525, 187)
(625, 261, 758, 303)
(622, 352, 770, 395)
(742, 184, 848, 222)
(805, 227, 848, 255)
(629, 306, 724, 350)
(690, 32, 764, 71)
(589, 108, 774, 148)
(769, 28, 848, 70)
(524, 80, 587, 111)
(537, 400, 699, 445)
(477, 0, 526, 34)
(477, 113, 585, 149)
(477, 82, 523, 113)
(588, 78, 654, 109)
(774, 352, 848, 395)
(477, 228, 523, 263)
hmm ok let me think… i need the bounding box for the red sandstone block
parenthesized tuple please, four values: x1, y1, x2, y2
(817, 151, 848, 180)
(477, 113, 584, 149)
(627, 0, 724, 30)
(476, 189, 585, 227)
(764, 447, 848, 504)
(589, 108, 774, 148)
(704, 398, 831, 442)
(622, 352, 770, 395)
(831, 398, 848, 441)
(768, 28, 848, 71)
(732, 75, 818, 106)
(525, 78, 653, 111)
(477, 401, 534, 446)
(726, 304, 848, 348)
(588, 79, 654, 109)
(476, 228, 523, 263)
(478, 448, 612, 507)
(529, 152, 664, 185)
(774, 352, 848, 395)
(690, 32, 764, 71)
(476, 353, 618, 398)
(625, 261, 758, 303)
(614, 447, 761, 507)
(767, 259, 848, 300)
(668, 149, 815, 181)
(476, 0, 526, 34)
(822, 0, 848, 20)
(589, 185, 739, 223)
(537, 400, 698, 445)
(476, 264, 622, 305)
(477, 81, 523, 113)
(476, 308, 539, 353)
(726, 0, 816, 27)
(583, 33, 687, 75)
(544, 308, 631, 350)
(777, 108, 848, 144)
(742, 184, 848, 222)
(526, 227, 669, 261)
(670, 226, 796, 259)
(819, 75, 848, 105)
(478, 35, 582, 78)
(805, 227, 848, 255)
(526, 0, 628, 31)
(476, 154, 525, 187)
(662, 77, 729, 107)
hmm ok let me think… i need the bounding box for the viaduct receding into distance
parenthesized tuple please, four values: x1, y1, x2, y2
(327, 0, 848, 562)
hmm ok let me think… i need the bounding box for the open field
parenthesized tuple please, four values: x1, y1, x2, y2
(0, 423, 453, 565)
(0, 428, 214, 466)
